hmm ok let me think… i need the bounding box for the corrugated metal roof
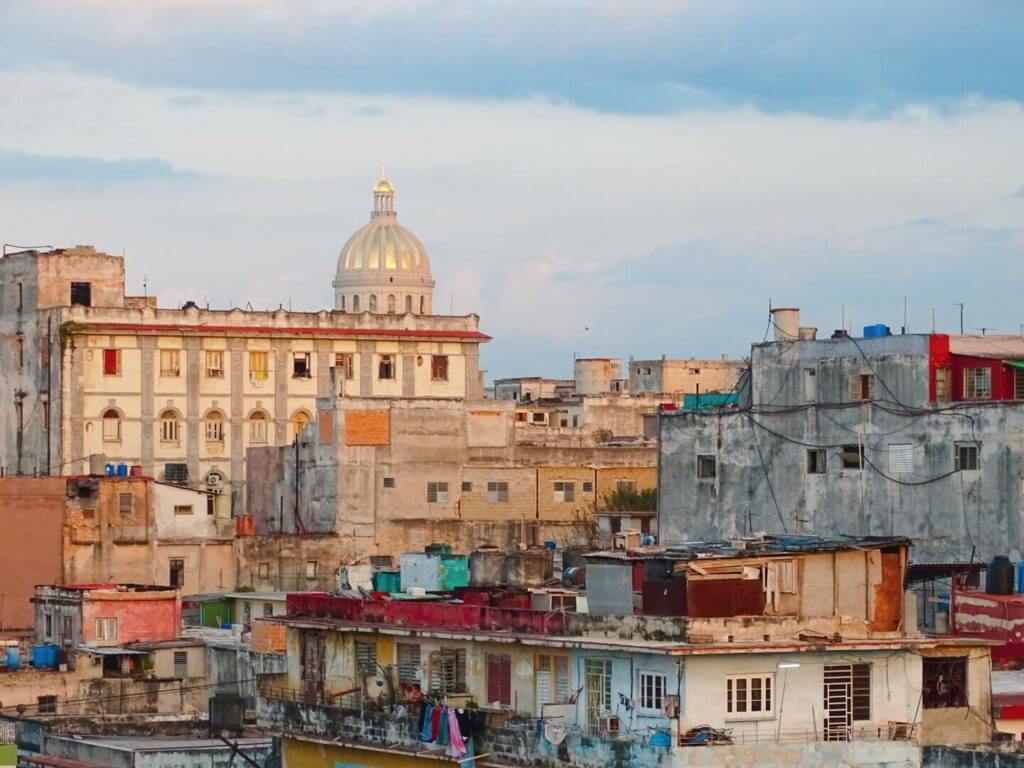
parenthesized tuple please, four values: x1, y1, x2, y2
(586, 534, 910, 563)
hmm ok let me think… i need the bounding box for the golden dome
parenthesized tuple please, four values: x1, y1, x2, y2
(373, 178, 394, 193)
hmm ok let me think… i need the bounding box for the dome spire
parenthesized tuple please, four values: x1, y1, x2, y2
(372, 163, 395, 218)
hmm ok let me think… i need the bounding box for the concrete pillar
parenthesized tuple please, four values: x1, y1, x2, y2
(274, 344, 289, 444)
(185, 338, 201, 483)
(139, 337, 155, 476)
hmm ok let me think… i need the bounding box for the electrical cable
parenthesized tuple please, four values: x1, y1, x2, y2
(745, 413, 788, 532)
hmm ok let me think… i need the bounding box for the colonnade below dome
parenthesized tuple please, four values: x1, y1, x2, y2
(334, 287, 433, 315)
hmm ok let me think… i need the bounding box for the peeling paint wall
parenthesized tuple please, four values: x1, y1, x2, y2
(659, 334, 1024, 563)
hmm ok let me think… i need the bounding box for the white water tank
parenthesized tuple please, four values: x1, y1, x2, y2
(771, 308, 800, 341)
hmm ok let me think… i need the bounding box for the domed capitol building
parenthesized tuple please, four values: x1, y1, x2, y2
(0, 173, 487, 500)
(334, 176, 435, 316)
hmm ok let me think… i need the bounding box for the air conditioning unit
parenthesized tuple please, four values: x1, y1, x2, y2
(206, 472, 223, 487)
(599, 715, 620, 734)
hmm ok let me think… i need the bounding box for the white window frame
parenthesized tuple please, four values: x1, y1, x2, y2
(159, 349, 181, 377)
(102, 411, 121, 442)
(726, 673, 774, 721)
(956, 441, 980, 471)
(638, 670, 667, 714)
(159, 411, 180, 444)
(249, 412, 268, 444)
(427, 481, 449, 504)
(95, 617, 118, 642)
(205, 350, 224, 378)
(888, 444, 915, 474)
(964, 367, 991, 400)
(205, 413, 225, 443)
(553, 481, 575, 503)
(486, 481, 509, 503)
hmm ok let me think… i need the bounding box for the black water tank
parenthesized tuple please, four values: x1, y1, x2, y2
(987, 556, 1015, 595)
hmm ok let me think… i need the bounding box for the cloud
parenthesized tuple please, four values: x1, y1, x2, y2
(0, 149, 197, 184)
(0, 71, 1021, 378)
(3, 1, 1024, 115)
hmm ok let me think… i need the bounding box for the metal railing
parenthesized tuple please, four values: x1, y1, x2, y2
(680, 722, 917, 747)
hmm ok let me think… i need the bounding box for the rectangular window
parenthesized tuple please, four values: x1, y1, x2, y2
(334, 352, 354, 380)
(206, 494, 215, 516)
(169, 559, 185, 587)
(427, 481, 449, 503)
(292, 352, 312, 378)
(553, 481, 575, 503)
(262, 602, 274, 617)
(16, 282, 23, 311)
(45, 613, 53, 640)
(16, 335, 24, 369)
(37, 695, 57, 714)
(174, 505, 193, 515)
(205, 350, 224, 378)
(848, 373, 875, 402)
(378, 354, 395, 380)
(249, 351, 269, 381)
(803, 368, 817, 403)
(486, 653, 512, 706)
(582, 481, 594, 493)
(257, 562, 270, 579)
(397, 643, 421, 687)
(585, 658, 613, 726)
(638, 671, 667, 713)
(160, 415, 180, 444)
(118, 492, 133, 515)
(431, 355, 449, 381)
(205, 418, 224, 442)
(461, 481, 473, 492)
(383, 476, 396, 489)
(159, 349, 180, 377)
(531, 412, 546, 424)
(486, 481, 509, 503)
(305, 560, 318, 579)
(956, 442, 980, 471)
(174, 651, 188, 678)
(102, 414, 121, 442)
(355, 639, 377, 677)
(1015, 369, 1024, 401)
(95, 617, 118, 641)
(103, 348, 120, 376)
(840, 444, 865, 470)
(726, 673, 773, 719)
(852, 663, 871, 721)
(429, 649, 467, 695)
(70, 281, 91, 307)
(964, 367, 991, 400)
(616, 480, 637, 494)
(697, 454, 717, 479)
(888, 444, 914, 474)
(806, 448, 826, 474)
(923, 657, 967, 709)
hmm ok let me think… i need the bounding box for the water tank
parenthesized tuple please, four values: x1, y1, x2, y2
(470, 548, 506, 587)
(104, 463, 116, 477)
(798, 327, 818, 341)
(505, 549, 553, 588)
(770, 308, 800, 341)
(32, 644, 58, 669)
(863, 324, 892, 338)
(988, 556, 1015, 595)
(130, 465, 143, 477)
(88, 454, 106, 476)
(5, 647, 20, 671)
(116, 463, 129, 477)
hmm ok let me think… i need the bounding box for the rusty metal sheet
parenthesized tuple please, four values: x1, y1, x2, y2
(686, 577, 765, 618)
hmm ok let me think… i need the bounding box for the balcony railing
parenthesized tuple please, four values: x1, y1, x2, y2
(680, 722, 917, 747)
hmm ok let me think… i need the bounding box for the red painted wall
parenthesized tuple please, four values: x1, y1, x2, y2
(928, 334, 951, 403)
(949, 354, 1022, 402)
(82, 592, 180, 645)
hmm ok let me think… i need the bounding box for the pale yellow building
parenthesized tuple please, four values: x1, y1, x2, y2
(0, 177, 487, 508)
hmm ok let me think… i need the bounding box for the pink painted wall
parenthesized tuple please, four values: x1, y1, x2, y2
(82, 592, 180, 645)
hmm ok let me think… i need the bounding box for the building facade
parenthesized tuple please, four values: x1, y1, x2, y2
(0, 177, 487, 507)
(659, 314, 1024, 564)
(629, 356, 744, 398)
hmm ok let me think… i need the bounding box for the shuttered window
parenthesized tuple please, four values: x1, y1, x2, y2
(887, 444, 914, 474)
(429, 649, 467, 694)
(174, 651, 188, 679)
(486, 653, 512, 706)
(355, 640, 377, 677)
(535, 654, 570, 715)
(848, 373, 875, 401)
(397, 643, 421, 687)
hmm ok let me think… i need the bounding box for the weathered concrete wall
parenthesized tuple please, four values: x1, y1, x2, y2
(923, 745, 1024, 767)
(43, 735, 276, 768)
(659, 334, 1024, 563)
(206, 643, 286, 703)
(671, 741, 921, 767)
(630, 358, 743, 397)
(0, 477, 65, 629)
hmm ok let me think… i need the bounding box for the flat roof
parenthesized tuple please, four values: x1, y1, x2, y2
(585, 534, 910, 563)
(225, 591, 290, 601)
(44, 736, 272, 753)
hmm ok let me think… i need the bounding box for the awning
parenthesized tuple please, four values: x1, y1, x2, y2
(76, 646, 146, 656)
(1002, 359, 1024, 369)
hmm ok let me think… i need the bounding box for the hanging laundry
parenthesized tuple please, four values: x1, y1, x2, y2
(543, 719, 567, 745)
(420, 704, 434, 742)
(438, 706, 450, 746)
(430, 704, 443, 741)
(448, 707, 467, 758)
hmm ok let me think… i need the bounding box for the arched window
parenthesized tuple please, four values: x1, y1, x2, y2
(419, 296, 425, 314)
(353, 295, 361, 312)
(102, 409, 121, 442)
(369, 295, 378, 313)
(339, 295, 346, 312)
(292, 411, 311, 440)
(405, 295, 413, 313)
(249, 411, 268, 444)
(205, 410, 225, 443)
(387, 294, 396, 313)
(159, 409, 180, 444)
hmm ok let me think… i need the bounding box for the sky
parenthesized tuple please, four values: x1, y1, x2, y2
(1, 1, 1023, 380)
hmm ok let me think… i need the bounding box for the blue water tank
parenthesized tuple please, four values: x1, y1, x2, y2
(1017, 563, 1024, 594)
(105, 463, 116, 476)
(863, 324, 891, 338)
(5, 648, 20, 671)
(116, 463, 129, 477)
(650, 729, 672, 747)
(32, 644, 58, 669)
